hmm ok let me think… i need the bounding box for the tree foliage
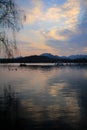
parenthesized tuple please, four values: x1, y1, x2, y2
(0, 0, 22, 57)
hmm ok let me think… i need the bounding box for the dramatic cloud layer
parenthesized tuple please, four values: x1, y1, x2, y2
(16, 0, 87, 56)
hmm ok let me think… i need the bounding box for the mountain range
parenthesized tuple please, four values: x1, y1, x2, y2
(40, 53, 87, 59)
(0, 53, 87, 63)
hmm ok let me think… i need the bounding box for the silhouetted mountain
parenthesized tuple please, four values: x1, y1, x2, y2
(40, 53, 60, 59)
(40, 53, 87, 60)
(60, 56, 68, 59)
(0, 53, 87, 63)
(0, 55, 55, 63)
(68, 55, 87, 59)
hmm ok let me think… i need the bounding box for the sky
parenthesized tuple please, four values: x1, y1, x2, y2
(15, 0, 87, 56)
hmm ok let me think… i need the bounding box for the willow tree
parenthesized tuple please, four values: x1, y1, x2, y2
(0, 0, 24, 57)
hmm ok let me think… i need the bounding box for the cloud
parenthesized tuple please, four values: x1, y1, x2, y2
(16, 0, 87, 56)
(25, 0, 80, 30)
(24, 0, 81, 42)
(61, 0, 80, 28)
(83, 47, 87, 53)
(46, 39, 83, 56)
(29, 42, 52, 51)
(46, 29, 87, 56)
(47, 29, 67, 40)
(82, 0, 87, 7)
(42, 28, 77, 41)
(24, 0, 43, 24)
(16, 26, 56, 56)
(17, 41, 55, 56)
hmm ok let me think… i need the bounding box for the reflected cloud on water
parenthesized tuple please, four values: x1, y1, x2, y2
(0, 66, 87, 129)
(21, 82, 81, 128)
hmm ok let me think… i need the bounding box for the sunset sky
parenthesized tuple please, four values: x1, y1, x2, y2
(15, 0, 87, 56)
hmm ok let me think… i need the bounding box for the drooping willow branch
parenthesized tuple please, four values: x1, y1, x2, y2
(0, 0, 24, 58)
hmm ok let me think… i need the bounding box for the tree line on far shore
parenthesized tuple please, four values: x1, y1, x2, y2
(0, 55, 87, 64)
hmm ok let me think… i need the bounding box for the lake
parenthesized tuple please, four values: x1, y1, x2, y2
(0, 64, 87, 130)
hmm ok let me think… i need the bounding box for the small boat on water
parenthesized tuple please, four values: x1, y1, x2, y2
(20, 63, 27, 67)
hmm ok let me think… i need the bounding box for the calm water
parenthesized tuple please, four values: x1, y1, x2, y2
(0, 64, 87, 130)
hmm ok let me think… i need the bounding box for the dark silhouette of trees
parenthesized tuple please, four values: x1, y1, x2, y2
(0, 0, 23, 57)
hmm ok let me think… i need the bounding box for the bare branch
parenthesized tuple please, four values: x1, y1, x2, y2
(0, 0, 22, 58)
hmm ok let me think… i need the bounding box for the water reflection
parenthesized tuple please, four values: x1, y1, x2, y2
(21, 82, 80, 128)
(0, 66, 87, 129)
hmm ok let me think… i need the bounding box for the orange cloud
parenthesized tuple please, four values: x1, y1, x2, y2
(24, 0, 81, 42)
(46, 28, 69, 41)
(83, 47, 87, 52)
(25, 0, 80, 29)
(16, 0, 83, 56)
(17, 39, 57, 56)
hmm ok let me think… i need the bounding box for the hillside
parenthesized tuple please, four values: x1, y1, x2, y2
(0, 53, 87, 63)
